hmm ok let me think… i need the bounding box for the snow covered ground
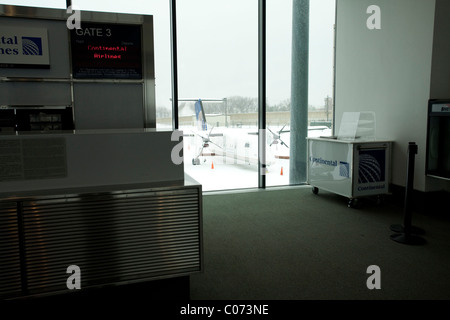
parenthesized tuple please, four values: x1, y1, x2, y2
(182, 126, 331, 191)
(183, 150, 291, 191)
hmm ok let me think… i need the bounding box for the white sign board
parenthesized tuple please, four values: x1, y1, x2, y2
(0, 27, 50, 68)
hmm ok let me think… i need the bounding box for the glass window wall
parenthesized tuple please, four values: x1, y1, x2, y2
(266, 0, 336, 187)
(1, 0, 336, 191)
(177, 0, 259, 191)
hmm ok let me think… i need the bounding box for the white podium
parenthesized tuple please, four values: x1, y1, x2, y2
(307, 137, 392, 207)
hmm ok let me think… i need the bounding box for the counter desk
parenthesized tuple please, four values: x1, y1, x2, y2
(0, 129, 203, 300)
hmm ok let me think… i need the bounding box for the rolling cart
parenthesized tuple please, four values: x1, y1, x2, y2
(307, 137, 392, 208)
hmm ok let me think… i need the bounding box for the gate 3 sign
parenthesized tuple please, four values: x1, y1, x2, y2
(0, 26, 50, 68)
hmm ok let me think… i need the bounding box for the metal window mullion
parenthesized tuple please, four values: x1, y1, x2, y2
(258, 0, 267, 189)
(170, 0, 179, 130)
(332, 1, 337, 136)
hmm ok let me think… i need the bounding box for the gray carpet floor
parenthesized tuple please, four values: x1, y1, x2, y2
(189, 185, 450, 300)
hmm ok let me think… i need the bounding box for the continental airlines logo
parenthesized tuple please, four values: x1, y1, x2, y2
(339, 161, 350, 178)
(0, 36, 43, 56)
(358, 150, 385, 183)
(309, 157, 350, 178)
(310, 157, 337, 167)
(0, 27, 49, 67)
(357, 149, 387, 192)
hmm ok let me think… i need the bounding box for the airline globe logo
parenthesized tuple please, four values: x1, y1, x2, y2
(339, 161, 350, 178)
(358, 149, 385, 183)
(22, 37, 43, 56)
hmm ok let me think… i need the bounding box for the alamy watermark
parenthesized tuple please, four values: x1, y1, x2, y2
(366, 265, 381, 289)
(367, 5, 381, 30)
(171, 129, 271, 174)
(65, 264, 381, 291)
(66, 5, 81, 30)
(66, 265, 81, 290)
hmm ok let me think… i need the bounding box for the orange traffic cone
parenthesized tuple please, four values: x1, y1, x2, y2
(211, 161, 214, 169)
(280, 166, 284, 175)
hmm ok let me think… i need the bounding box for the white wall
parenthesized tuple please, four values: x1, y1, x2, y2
(334, 0, 449, 192)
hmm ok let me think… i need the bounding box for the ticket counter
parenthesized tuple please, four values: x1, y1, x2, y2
(0, 129, 203, 300)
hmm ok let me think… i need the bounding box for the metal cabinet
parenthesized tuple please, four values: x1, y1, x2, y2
(0, 179, 203, 299)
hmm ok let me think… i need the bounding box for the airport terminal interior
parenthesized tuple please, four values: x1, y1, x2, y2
(1, 0, 450, 303)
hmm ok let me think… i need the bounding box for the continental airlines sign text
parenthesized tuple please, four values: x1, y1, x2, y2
(0, 27, 50, 68)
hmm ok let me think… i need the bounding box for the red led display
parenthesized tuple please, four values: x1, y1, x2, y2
(70, 23, 142, 79)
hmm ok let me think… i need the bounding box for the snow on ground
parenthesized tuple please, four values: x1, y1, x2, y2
(184, 151, 291, 191)
(181, 126, 331, 191)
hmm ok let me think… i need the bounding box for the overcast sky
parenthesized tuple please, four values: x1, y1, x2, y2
(1, 0, 335, 108)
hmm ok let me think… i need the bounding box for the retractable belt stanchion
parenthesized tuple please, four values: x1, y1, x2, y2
(390, 145, 425, 236)
(390, 142, 426, 245)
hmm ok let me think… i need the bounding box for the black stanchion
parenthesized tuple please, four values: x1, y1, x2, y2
(390, 142, 426, 245)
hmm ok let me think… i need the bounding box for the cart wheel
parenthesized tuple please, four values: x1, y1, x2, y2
(348, 198, 358, 208)
(312, 187, 319, 195)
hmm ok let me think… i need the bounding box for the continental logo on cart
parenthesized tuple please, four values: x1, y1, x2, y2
(310, 157, 337, 167)
(358, 184, 386, 192)
(310, 157, 350, 178)
(339, 161, 350, 178)
(358, 150, 385, 183)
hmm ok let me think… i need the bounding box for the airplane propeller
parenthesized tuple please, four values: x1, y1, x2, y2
(192, 125, 223, 165)
(268, 125, 289, 148)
